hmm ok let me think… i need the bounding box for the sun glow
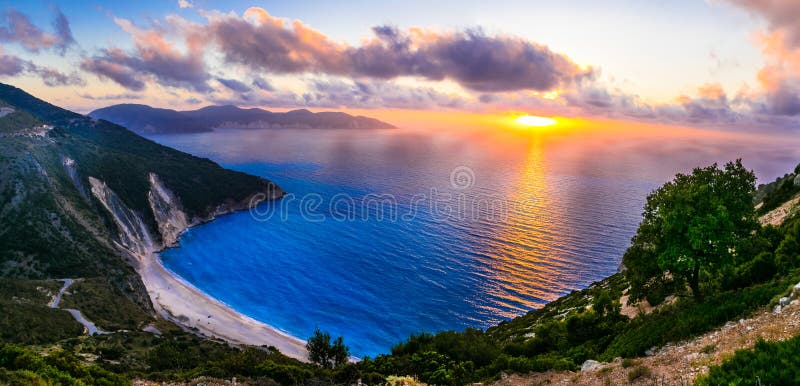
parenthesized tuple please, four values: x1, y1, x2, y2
(515, 115, 557, 127)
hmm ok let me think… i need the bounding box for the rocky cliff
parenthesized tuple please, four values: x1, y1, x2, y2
(0, 82, 283, 317)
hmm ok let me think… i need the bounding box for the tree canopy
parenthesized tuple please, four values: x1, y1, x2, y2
(306, 328, 350, 369)
(624, 160, 757, 302)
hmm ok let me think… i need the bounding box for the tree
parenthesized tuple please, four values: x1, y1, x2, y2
(307, 328, 350, 369)
(624, 160, 757, 301)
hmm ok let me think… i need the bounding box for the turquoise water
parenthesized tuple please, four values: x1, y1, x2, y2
(154, 126, 800, 357)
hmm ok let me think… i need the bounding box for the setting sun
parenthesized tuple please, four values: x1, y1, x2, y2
(515, 115, 557, 127)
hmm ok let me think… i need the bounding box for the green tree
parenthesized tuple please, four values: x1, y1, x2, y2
(624, 160, 757, 301)
(306, 328, 350, 369)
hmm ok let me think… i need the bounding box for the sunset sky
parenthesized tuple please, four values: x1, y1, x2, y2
(1, 0, 799, 131)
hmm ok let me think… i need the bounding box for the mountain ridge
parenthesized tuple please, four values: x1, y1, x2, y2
(89, 103, 397, 134)
(0, 82, 283, 321)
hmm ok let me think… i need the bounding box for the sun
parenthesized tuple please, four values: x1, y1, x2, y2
(515, 115, 557, 127)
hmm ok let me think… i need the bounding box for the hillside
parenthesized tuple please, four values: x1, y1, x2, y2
(89, 104, 397, 134)
(0, 82, 282, 341)
(2, 82, 800, 385)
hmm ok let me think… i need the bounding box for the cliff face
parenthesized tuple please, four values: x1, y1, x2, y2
(0, 82, 283, 316)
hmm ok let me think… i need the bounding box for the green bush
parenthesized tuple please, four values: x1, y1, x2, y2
(602, 278, 791, 359)
(697, 336, 800, 385)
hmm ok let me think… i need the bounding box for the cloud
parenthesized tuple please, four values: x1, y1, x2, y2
(81, 50, 147, 91)
(0, 7, 74, 54)
(178, 0, 193, 9)
(82, 17, 210, 92)
(205, 8, 592, 93)
(217, 77, 251, 92)
(727, 0, 800, 48)
(0, 45, 83, 86)
(725, 1, 800, 116)
(79, 92, 143, 100)
(0, 51, 26, 76)
(252, 76, 274, 91)
(28, 65, 85, 87)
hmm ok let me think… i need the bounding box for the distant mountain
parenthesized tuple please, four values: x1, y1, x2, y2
(0, 83, 282, 331)
(89, 104, 397, 134)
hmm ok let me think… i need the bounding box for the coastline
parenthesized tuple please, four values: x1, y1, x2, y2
(138, 246, 309, 360)
(114, 181, 310, 361)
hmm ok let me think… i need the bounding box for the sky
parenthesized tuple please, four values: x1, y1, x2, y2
(0, 0, 799, 132)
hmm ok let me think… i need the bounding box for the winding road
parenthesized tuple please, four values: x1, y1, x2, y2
(50, 279, 110, 336)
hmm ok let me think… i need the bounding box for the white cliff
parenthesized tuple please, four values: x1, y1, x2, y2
(147, 173, 189, 247)
(86, 174, 307, 360)
(88, 176, 155, 258)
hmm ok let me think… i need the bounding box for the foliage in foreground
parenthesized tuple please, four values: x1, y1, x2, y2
(0, 342, 126, 385)
(624, 160, 758, 302)
(697, 335, 800, 385)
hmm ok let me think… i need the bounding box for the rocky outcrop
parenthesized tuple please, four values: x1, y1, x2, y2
(89, 177, 155, 258)
(147, 173, 189, 248)
(63, 157, 89, 200)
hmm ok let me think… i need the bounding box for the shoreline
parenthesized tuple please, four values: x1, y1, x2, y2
(137, 246, 309, 360)
(125, 186, 310, 361)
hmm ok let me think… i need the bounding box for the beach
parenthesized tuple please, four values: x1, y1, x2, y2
(136, 250, 309, 361)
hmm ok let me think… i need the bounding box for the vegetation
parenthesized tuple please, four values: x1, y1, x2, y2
(0, 279, 83, 345)
(306, 328, 350, 369)
(0, 342, 127, 385)
(697, 336, 800, 385)
(624, 160, 758, 302)
(58, 279, 151, 331)
(3, 81, 800, 385)
(756, 163, 800, 215)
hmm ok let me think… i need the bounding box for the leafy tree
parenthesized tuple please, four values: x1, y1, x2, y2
(624, 160, 757, 301)
(306, 328, 350, 369)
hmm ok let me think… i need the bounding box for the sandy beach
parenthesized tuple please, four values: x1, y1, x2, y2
(136, 250, 309, 361)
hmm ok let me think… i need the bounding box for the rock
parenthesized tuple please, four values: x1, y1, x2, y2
(792, 282, 800, 298)
(645, 346, 657, 356)
(792, 299, 799, 306)
(613, 357, 622, 364)
(780, 297, 791, 307)
(581, 360, 602, 371)
(794, 174, 800, 187)
(774, 305, 783, 314)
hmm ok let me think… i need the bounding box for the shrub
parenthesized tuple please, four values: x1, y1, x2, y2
(697, 337, 800, 385)
(627, 365, 651, 382)
(621, 358, 637, 368)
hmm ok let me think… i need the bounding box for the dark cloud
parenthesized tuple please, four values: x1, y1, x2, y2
(0, 8, 74, 54)
(81, 50, 147, 91)
(252, 76, 274, 91)
(727, 0, 800, 48)
(205, 9, 592, 93)
(81, 18, 210, 92)
(51, 7, 75, 55)
(763, 79, 800, 115)
(0, 52, 26, 76)
(28, 65, 85, 87)
(217, 77, 251, 92)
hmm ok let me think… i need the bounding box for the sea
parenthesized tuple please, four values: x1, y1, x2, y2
(152, 123, 800, 357)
